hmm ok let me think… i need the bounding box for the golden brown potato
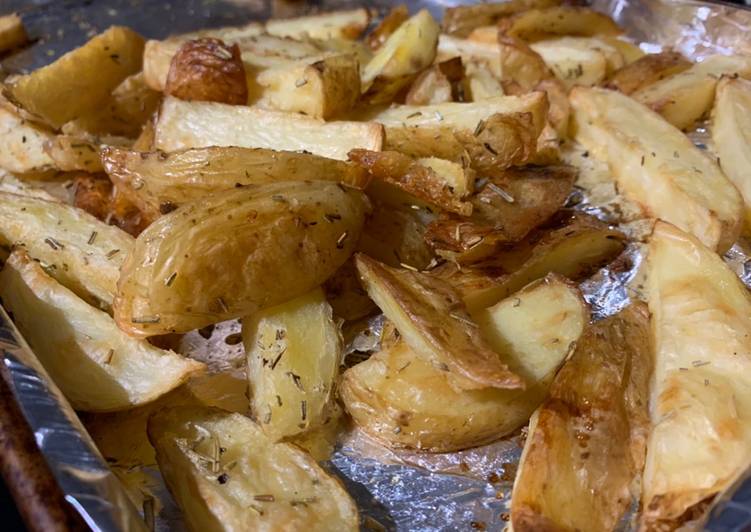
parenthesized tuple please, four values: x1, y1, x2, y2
(602, 36, 644, 64)
(341, 273, 587, 451)
(265, 8, 370, 41)
(366, 5, 409, 50)
(425, 165, 576, 263)
(102, 145, 369, 219)
(114, 181, 368, 337)
(497, 34, 553, 92)
(148, 406, 359, 532)
(355, 254, 523, 391)
(0, 13, 27, 53)
(606, 50, 691, 95)
(323, 258, 376, 321)
(443, 0, 560, 37)
(405, 57, 465, 105)
(6, 26, 145, 128)
(530, 36, 624, 89)
(72, 173, 152, 237)
(498, 6, 622, 42)
(511, 303, 651, 532)
(164, 38, 247, 105)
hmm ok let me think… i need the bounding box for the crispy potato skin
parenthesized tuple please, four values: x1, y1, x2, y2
(606, 51, 691, 95)
(0, 14, 27, 53)
(443, 0, 561, 37)
(165, 38, 247, 105)
(498, 6, 623, 42)
(72, 173, 151, 237)
(511, 303, 651, 532)
(366, 5, 409, 50)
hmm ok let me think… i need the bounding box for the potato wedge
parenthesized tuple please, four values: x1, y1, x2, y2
(265, 8, 370, 41)
(71, 173, 151, 237)
(606, 51, 691, 95)
(464, 60, 504, 100)
(148, 406, 358, 532)
(243, 288, 340, 441)
(366, 5, 409, 50)
(0, 105, 55, 173)
(405, 57, 464, 105)
(712, 76, 751, 233)
(114, 181, 368, 337)
(531, 36, 624, 88)
(6, 26, 144, 128)
(642, 222, 751, 528)
(324, 258, 377, 321)
(498, 6, 622, 42)
(154, 97, 383, 160)
(0, 13, 27, 53)
(496, 35, 552, 92)
(361, 9, 440, 103)
(570, 86, 743, 252)
(257, 53, 360, 119)
(0, 191, 133, 307)
(511, 303, 651, 532)
(341, 274, 586, 451)
(102, 145, 368, 219)
(43, 135, 105, 173)
(354, 253, 523, 391)
(442, 0, 560, 37)
(438, 34, 502, 78)
(0, 250, 203, 412)
(633, 54, 751, 130)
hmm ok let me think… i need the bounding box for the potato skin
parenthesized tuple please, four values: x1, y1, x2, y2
(165, 38, 247, 105)
(114, 180, 368, 337)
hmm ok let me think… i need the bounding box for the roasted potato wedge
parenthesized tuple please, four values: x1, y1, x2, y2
(464, 60, 504, 100)
(405, 57, 464, 105)
(102, 145, 368, 219)
(243, 288, 340, 441)
(257, 53, 360, 119)
(265, 8, 370, 41)
(0, 191, 133, 307)
(511, 303, 651, 532)
(642, 222, 751, 529)
(0, 13, 26, 53)
(0, 105, 55, 173)
(531, 36, 624, 88)
(571, 86, 743, 252)
(355, 253, 523, 391)
(438, 34, 502, 78)
(154, 96, 383, 160)
(712, 76, 751, 233)
(498, 6, 622, 42)
(114, 181, 368, 337)
(633, 54, 751, 130)
(341, 274, 586, 451)
(361, 9, 440, 103)
(497, 35, 552, 92)
(606, 50, 691, 95)
(366, 5, 409, 50)
(0, 250, 203, 412)
(71, 173, 151, 237)
(6, 26, 144, 128)
(443, 0, 560, 37)
(148, 406, 358, 532)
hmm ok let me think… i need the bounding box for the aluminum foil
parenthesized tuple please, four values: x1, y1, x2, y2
(2, 0, 751, 530)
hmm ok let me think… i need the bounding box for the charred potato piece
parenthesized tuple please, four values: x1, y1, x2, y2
(6, 26, 145, 128)
(0, 105, 55, 173)
(0, 250, 204, 412)
(443, 0, 560, 37)
(102, 145, 369, 219)
(265, 8, 370, 41)
(405, 57, 465, 105)
(341, 274, 586, 451)
(366, 5, 409, 50)
(606, 51, 691, 95)
(72, 173, 152, 237)
(511, 303, 651, 532)
(148, 406, 359, 532)
(0, 13, 26, 53)
(498, 6, 622, 42)
(571, 86, 743, 252)
(355, 254, 523, 391)
(114, 181, 368, 337)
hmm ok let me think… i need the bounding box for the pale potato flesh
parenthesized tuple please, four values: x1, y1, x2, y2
(0, 105, 55, 173)
(243, 288, 341, 441)
(0, 251, 204, 412)
(438, 34, 502, 78)
(570, 86, 742, 253)
(265, 8, 370, 41)
(148, 407, 358, 532)
(531, 36, 623, 89)
(114, 181, 368, 337)
(641, 222, 751, 528)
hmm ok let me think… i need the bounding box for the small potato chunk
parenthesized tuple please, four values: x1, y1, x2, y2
(497, 35, 552, 92)
(148, 406, 359, 532)
(114, 181, 368, 337)
(571, 86, 743, 252)
(511, 303, 651, 532)
(165, 38, 247, 105)
(606, 51, 691, 95)
(0, 13, 27, 53)
(438, 34, 502, 78)
(0, 105, 55, 173)
(443, 0, 560, 37)
(102, 146, 368, 219)
(366, 5, 409, 50)
(265, 8, 370, 41)
(355, 254, 523, 391)
(642, 222, 751, 528)
(243, 288, 340, 441)
(72, 173, 151, 237)
(405, 57, 465, 105)
(43, 135, 105, 173)
(0, 250, 204, 412)
(341, 274, 586, 451)
(713, 76, 751, 233)
(498, 6, 622, 42)
(464, 60, 504, 100)
(6, 26, 145, 128)
(324, 258, 377, 321)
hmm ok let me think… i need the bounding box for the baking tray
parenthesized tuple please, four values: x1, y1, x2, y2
(2, 0, 751, 531)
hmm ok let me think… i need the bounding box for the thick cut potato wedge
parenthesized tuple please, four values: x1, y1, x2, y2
(511, 303, 651, 532)
(0, 251, 203, 412)
(498, 6, 622, 42)
(571, 86, 743, 252)
(148, 407, 358, 532)
(0, 13, 26, 53)
(366, 5, 409, 50)
(361, 9, 440, 103)
(497, 35, 552, 92)
(354, 254, 523, 391)
(0, 105, 55, 173)
(712, 76, 751, 233)
(114, 181, 368, 337)
(641, 222, 751, 529)
(633, 54, 751, 130)
(531, 36, 624, 89)
(341, 274, 586, 451)
(0, 192, 133, 307)
(6, 26, 145, 128)
(243, 288, 340, 441)
(606, 51, 691, 95)
(265, 8, 370, 41)
(102, 146, 368, 219)
(154, 97, 383, 160)
(443, 0, 560, 37)
(257, 53, 360, 119)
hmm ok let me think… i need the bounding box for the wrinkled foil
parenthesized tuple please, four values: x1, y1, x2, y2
(2, 0, 751, 530)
